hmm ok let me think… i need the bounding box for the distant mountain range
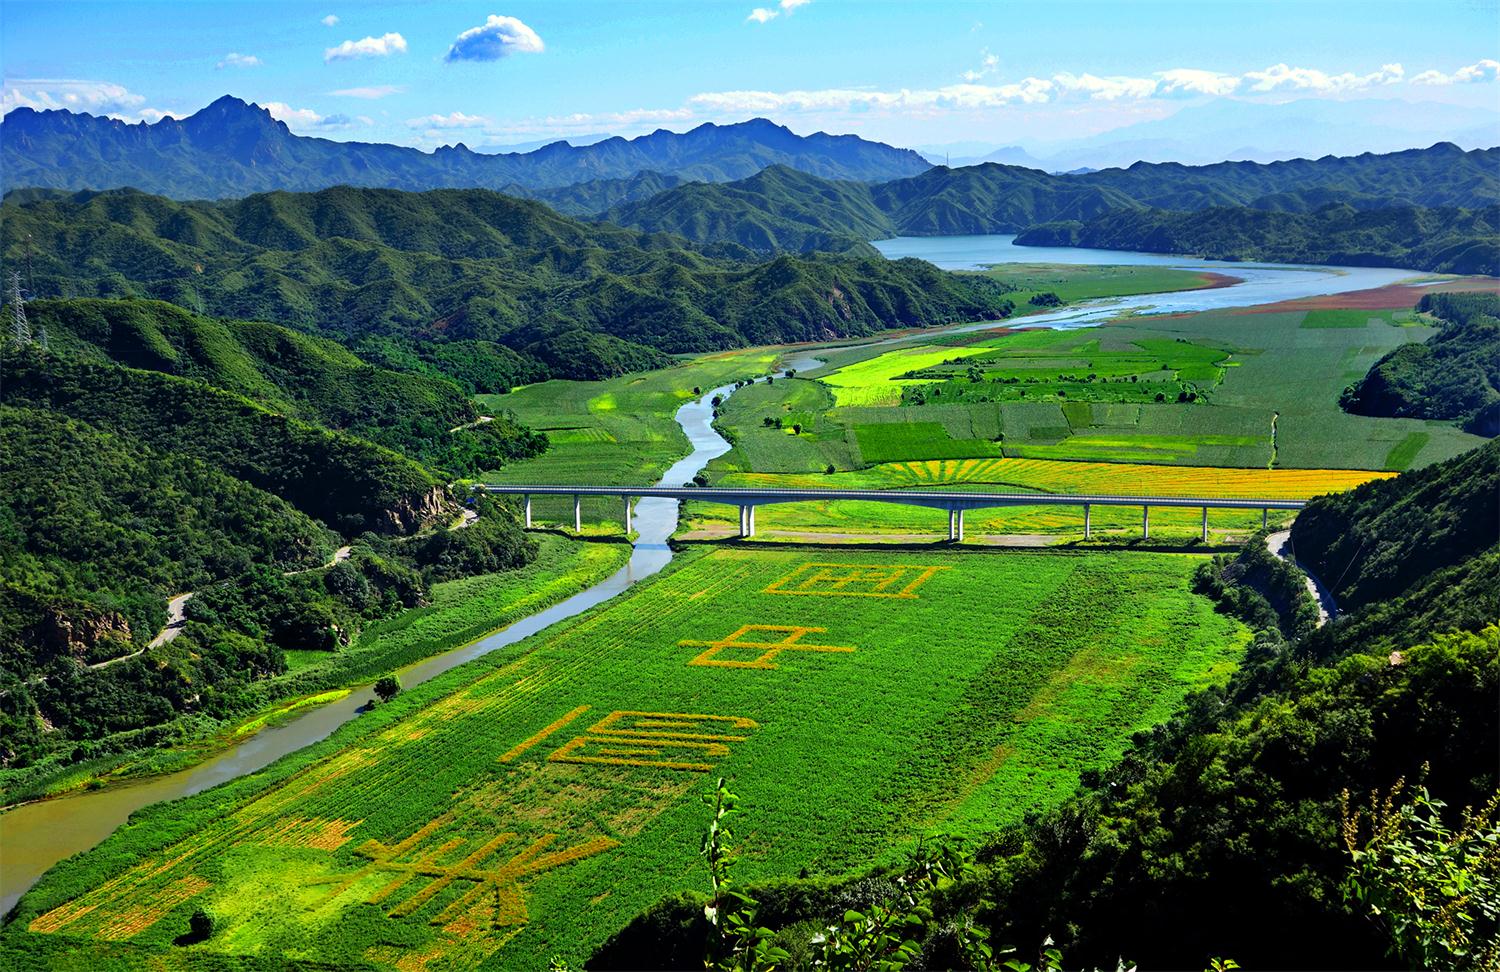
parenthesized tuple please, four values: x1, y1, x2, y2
(0, 96, 931, 198)
(601, 144, 1500, 257)
(924, 98, 1500, 172)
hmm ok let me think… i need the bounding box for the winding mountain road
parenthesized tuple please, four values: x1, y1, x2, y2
(1266, 529, 1338, 626)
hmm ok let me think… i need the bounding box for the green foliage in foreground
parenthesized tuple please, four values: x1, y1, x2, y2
(1015, 203, 1500, 275)
(1341, 782, 1500, 970)
(1343, 292, 1500, 436)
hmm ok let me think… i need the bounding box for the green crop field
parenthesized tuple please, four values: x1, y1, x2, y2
(479, 349, 779, 524)
(6, 547, 1246, 968)
(775, 304, 1485, 472)
(980, 263, 1230, 307)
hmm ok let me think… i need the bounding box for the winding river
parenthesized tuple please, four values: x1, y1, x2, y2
(0, 237, 1429, 916)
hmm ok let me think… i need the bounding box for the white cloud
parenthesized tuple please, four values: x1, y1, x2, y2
(264, 101, 358, 130)
(407, 111, 491, 129)
(330, 85, 405, 99)
(321, 14, 339, 27)
(1411, 58, 1500, 85)
(748, 0, 810, 24)
(962, 49, 999, 83)
(1052, 72, 1157, 101)
(1155, 68, 1241, 97)
(1243, 62, 1403, 94)
(444, 15, 544, 62)
(216, 52, 261, 69)
(2, 78, 145, 114)
(324, 32, 407, 63)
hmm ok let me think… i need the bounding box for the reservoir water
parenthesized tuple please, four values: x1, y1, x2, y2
(0, 236, 1432, 916)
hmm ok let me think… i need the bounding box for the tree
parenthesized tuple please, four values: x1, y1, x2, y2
(188, 908, 214, 941)
(374, 675, 401, 703)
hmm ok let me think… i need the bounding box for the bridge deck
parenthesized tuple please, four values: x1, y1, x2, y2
(483, 484, 1305, 511)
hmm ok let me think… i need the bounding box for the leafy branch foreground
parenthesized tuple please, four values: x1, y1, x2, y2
(694, 777, 1230, 972)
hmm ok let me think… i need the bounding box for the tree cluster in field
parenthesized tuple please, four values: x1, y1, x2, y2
(596, 440, 1499, 971)
(1342, 292, 1500, 435)
(1014, 204, 1500, 276)
(0, 186, 1019, 381)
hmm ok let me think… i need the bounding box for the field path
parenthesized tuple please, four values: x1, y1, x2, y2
(1266, 529, 1337, 626)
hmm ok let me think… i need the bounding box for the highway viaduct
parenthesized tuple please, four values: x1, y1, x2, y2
(483, 485, 1305, 542)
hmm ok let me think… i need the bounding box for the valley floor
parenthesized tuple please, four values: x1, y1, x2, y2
(4, 546, 1245, 968)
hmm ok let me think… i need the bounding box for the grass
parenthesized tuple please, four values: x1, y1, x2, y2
(5, 546, 1246, 968)
(1299, 308, 1418, 329)
(684, 457, 1391, 541)
(480, 349, 779, 523)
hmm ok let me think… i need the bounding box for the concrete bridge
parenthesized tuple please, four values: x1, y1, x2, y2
(483, 484, 1305, 542)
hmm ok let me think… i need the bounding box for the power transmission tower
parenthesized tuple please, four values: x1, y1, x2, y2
(8, 271, 32, 345)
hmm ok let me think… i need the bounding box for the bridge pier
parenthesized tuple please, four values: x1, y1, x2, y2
(739, 505, 756, 538)
(1202, 506, 1209, 542)
(623, 495, 632, 534)
(1262, 508, 1269, 529)
(523, 494, 532, 529)
(1083, 503, 1091, 540)
(1143, 505, 1150, 540)
(574, 495, 582, 534)
(947, 508, 964, 542)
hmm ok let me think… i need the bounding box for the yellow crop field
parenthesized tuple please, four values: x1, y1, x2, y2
(819, 345, 992, 406)
(681, 459, 1394, 540)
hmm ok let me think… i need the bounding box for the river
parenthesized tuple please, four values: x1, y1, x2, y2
(0, 237, 1426, 916)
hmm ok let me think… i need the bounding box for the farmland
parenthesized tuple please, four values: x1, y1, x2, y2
(478, 349, 778, 526)
(768, 303, 1485, 472)
(6, 547, 1245, 968)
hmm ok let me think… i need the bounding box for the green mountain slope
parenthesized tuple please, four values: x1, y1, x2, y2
(0, 404, 336, 660)
(605, 165, 896, 254)
(2, 350, 445, 535)
(1014, 203, 1500, 274)
(2, 187, 1018, 372)
(1342, 292, 1500, 435)
(28, 298, 548, 474)
(599, 144, 1500, 254)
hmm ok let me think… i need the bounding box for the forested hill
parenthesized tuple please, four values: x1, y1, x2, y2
(1013, 203, 1500, 275)
(1, 186, 1018, 378)
(1342, 291, 1500, 434)
(25, 298, 549, 475)
(598, 144, 1500, 253)
(0, 97, 930, 197)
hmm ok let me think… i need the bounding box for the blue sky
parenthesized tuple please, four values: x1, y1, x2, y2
(3, 0, 1497, 152)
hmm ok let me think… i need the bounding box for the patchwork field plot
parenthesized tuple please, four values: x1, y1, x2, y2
(10, 547, 1245, 968)
(684, 457, 1393, 540)
(736, 302, 1484, 474)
